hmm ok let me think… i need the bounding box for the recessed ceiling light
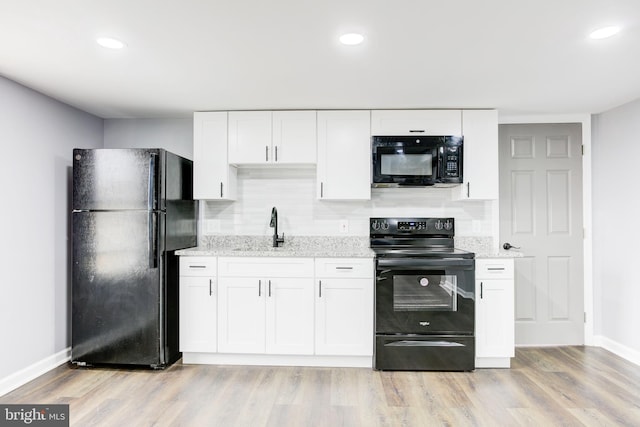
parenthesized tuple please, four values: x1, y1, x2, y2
(589, 26, 621, 40)
(96, 37, 126, 49)
(339, 33, 364, 46)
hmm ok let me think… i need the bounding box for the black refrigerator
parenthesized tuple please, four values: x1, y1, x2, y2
(71, 148, 197, 368)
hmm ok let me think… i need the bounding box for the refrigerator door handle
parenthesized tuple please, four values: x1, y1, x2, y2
(149, 212, 158, 268)
(148, 153, 157, 210)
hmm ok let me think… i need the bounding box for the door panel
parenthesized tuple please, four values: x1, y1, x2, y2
(499, 123, 583, 345)
(514, 257, 536, 321)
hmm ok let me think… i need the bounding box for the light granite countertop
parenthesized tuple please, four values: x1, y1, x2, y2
(176, 236, 375, 258)
(455, 236, 523, 259)
(177, 235, 523, 259)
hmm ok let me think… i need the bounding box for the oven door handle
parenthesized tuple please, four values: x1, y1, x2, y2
(377, 258, 474, 270)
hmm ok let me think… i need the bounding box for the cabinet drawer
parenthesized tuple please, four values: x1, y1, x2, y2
(218, 257, 314, 278)
(476, 259, 514, 279)
(180, 256, 217, 276)
(315, 258, 374, 278)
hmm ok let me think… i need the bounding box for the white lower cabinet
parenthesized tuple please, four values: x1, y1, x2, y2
(475, 258, 515, 368)
(179, 257, 217, 353)
(180, 255, 374, 367)
(315, 258, 374, 356)
(217, 257, 315, 355)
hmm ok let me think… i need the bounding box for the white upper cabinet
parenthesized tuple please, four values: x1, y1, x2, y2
(193, 112, 237, 200)
(317, 110, 371, 200)
(455, 109, 499, 200)
(272, 111, 317, 164)
(228, 111, 316, 165)
(228, 111, 271, 165)
(371, 110, 462, 136)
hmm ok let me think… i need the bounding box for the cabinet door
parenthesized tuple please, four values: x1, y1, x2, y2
(179, 276, 217, 352)
(218, 277, 265, 353)
(193, 112, 237, 200)
(476, 279, 515, 358)
(317, 111, 371, 200)
(315, 278, 373, 356)
(265, 278, 315, 355)
(272, 111, 317, 164)
(371, 110, 462, 136)
(228, 111, 272, 164)
(457, 109, 499, 200)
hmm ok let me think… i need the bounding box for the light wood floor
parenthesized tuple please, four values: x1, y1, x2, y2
(2, 347, 639, 426)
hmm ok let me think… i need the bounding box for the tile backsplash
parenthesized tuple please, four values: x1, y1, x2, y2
(202, 168, 495, 240)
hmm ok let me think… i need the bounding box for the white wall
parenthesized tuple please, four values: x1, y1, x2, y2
(0, 76, 103, 385)
(592, 98, 640, 361)
(104, 118, 193, 160)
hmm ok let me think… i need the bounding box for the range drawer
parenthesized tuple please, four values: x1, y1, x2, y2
(180, 256, 217, 276)
(475, 259, 514, 280)
(315, 258, 374, 278)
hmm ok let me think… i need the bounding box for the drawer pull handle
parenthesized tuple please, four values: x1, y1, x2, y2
(487, 267, 505, 271)
(189, 265, 207, 269)
(336, 267, 353, 270)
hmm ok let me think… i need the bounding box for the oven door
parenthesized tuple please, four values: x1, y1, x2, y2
(372, 139, 438, 186)
(375, 257, 475, 334)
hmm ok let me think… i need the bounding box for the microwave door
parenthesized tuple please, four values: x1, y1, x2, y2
(374, 146, 437, 186)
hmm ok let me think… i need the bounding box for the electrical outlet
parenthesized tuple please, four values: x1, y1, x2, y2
(339, 219, 349, 233)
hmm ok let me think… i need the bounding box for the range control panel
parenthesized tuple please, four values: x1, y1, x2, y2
(370, 217, 455, 236)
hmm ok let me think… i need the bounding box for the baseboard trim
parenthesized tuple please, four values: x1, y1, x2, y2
(182, 352, 373, 368)
(593, 335, 640, 367)
(0, 348, 71, 397)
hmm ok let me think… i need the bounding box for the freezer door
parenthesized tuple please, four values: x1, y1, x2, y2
(73, 148, 163, 211)
(72, 210, 165, 366)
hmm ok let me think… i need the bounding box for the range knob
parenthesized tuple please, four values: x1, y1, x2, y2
(444, 220, 453, 231)
(371, 221, 380, 231)
(381, 221, 390, 230)
(434, 220, 444, 230)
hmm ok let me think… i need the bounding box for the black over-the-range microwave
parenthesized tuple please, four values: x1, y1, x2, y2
(371, 135, 463, 187)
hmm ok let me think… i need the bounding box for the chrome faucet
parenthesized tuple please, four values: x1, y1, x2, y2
(270, 207, 285, 248)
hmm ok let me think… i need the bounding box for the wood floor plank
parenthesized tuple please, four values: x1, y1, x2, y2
(1, 346, 639, 426)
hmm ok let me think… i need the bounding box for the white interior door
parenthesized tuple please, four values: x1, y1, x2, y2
(499, 123, 584, 345)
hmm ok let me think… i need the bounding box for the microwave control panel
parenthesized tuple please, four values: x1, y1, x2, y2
(443, 146, 460, 178)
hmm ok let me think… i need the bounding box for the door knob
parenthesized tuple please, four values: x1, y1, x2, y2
(503, 242, 521, 250)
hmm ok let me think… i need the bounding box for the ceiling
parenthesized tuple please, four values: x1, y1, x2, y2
(1, 0, 639, 119)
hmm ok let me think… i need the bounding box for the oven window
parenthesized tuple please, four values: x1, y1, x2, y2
(394, 274, 457, 312)
(381, 154, 433, 176)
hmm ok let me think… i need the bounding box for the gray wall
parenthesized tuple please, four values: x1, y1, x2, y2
(0, 76, 103, 381)
(592, 98, 640, 355)
(104, 118, 193, 159)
